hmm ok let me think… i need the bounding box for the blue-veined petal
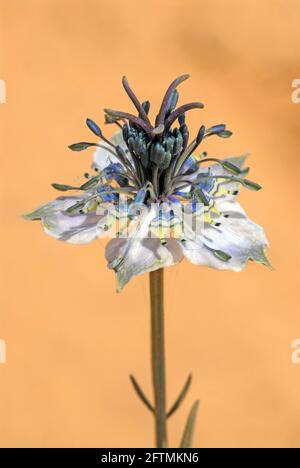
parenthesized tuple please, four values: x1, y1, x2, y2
(24, 196, 116, 244)
(180, 198, 271, 270)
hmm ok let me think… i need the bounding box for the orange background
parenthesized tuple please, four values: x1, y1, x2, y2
(0, 0, 299, 448)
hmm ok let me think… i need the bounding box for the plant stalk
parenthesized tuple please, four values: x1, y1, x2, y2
(149, 268, 168, 448)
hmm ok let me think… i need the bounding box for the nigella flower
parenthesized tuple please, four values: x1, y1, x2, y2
(24, 75, 271, 291)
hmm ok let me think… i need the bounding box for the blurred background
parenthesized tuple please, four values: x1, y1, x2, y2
(0, 0, 299, 448)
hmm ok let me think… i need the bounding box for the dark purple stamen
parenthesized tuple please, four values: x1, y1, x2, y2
(155, 74, 190, 127)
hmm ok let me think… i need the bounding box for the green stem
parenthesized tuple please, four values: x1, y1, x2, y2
(149, 269, 168, 448)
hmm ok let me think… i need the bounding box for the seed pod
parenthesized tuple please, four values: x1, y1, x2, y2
(164, 136, 175, 154)
(180, 123, 189, 151)
(160, 151, 172, 169)
(150, 143, 165, 166)
(173, 131, 183, 156)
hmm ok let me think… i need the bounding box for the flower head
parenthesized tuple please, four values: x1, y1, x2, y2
(24, 75, 271, 291)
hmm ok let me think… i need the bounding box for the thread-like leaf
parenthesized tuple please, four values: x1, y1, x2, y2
(129, 375, 154, 414)
(179, 400, 200, 448)
(167, 374, 192, 419)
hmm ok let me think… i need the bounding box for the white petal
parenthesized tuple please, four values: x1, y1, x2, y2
(105, 207, 183, 291)
(176, 185, 192, 195)
(23, 195, 90, 220)
(181, 199, 271, 271)
(42, 210, 107, 244)
(92, 131, 128, 171)
(25, 196, 111, 244)
(181, 239, 245, 271)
